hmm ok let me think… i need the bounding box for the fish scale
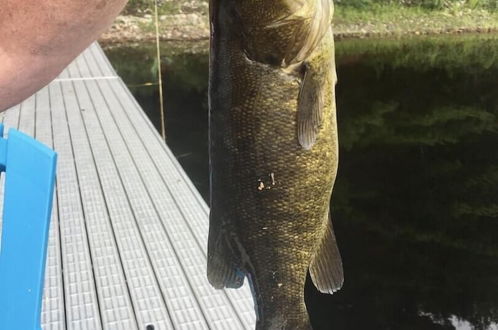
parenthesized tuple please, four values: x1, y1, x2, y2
(208, 0, 343, 329)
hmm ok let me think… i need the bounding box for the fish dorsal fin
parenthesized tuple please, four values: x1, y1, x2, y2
(309, 213, 344, 293)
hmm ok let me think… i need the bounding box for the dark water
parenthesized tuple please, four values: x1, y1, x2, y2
(104, 34, 498, 330)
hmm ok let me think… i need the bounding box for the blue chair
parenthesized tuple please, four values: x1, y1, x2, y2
(0, 124, 57, 330)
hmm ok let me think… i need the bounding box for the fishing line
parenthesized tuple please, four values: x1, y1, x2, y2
(153, 0, 166, 140)
(126, 82, 159, 88)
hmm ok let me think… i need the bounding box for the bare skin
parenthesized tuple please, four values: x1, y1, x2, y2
(0, 0, 128, 112)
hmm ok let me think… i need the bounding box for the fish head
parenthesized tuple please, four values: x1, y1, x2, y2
(232, 0, 334, 67)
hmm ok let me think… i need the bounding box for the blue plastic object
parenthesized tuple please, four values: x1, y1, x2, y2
(0, 124, 57, 330)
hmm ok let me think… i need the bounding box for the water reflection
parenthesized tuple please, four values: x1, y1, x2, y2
(104, 34, 498, 329)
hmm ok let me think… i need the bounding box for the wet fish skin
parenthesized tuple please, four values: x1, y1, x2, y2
(208, 0, 343, 329)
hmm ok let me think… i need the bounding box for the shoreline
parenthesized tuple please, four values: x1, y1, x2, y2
(99, 8, 498, 45)
(100, 25, 498, 45)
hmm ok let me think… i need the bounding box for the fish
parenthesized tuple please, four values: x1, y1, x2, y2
(207, 0, 343, 329)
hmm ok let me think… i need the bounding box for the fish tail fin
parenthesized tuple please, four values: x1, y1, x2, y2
(309, 212, 344, 294)
(207, 213, 245, 289)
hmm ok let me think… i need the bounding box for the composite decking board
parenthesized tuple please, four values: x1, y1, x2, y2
(0, 104, 21, 230)
(99, 46, 256, 327)
(90, 43, 118, 77)
(101, 47, 254, 328)
(72, 77, 175, 329)
(78, 50, 102, 79)
(107, 74, 257, 328)
(18, 92, 36, 136)
(68, 54, 142, 330)
(78, 56, 207, 328)
(71, 54, 175, 330)
(81, 44, 249, 328)
(57, 66, 70, 79)
(0, 42, 257, 329)
(97, 77, 250, 330)
(2, 93, 67, 329)
(66, 59, 79, 79)
(60, 80, 138, 330)
(36, 88, 66, 330)
(74, 53, 92, 78)
(93, 77, 235, 329)
(84, 45, 254, 327)
(50, 82, 103, 329)
(79, 77, 207, 330)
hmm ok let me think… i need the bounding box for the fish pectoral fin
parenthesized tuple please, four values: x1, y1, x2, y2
(309, 215, 344, 294)
(207, 216, 245, 289)
(297, 63, 324, 149)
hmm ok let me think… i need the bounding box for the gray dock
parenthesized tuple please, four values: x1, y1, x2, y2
(1, 43, 256, 330)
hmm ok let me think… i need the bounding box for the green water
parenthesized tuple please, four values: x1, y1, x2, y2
(104, 34, 498, 330)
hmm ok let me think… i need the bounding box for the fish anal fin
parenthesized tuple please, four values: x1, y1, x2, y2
(309, 214, 344, 294)
(207, 214, 245, 289)
(297, 64, 324, 150)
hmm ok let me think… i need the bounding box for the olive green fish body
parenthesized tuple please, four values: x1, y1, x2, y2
(208, 1, 343, 328)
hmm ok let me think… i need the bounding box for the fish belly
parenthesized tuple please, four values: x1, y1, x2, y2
(209, 46, 338, 328)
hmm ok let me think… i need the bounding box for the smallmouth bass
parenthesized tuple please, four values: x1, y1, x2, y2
(208, 0, 343, 329)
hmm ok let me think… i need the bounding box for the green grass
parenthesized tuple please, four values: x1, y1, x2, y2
(333, 3, 498, 36)
(113, 0, 498, 42)
(335, 0, 497, 10)
(123, 0, 497, 15)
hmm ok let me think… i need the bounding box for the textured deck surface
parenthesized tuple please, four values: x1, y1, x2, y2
(1, 43, 256, 330)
